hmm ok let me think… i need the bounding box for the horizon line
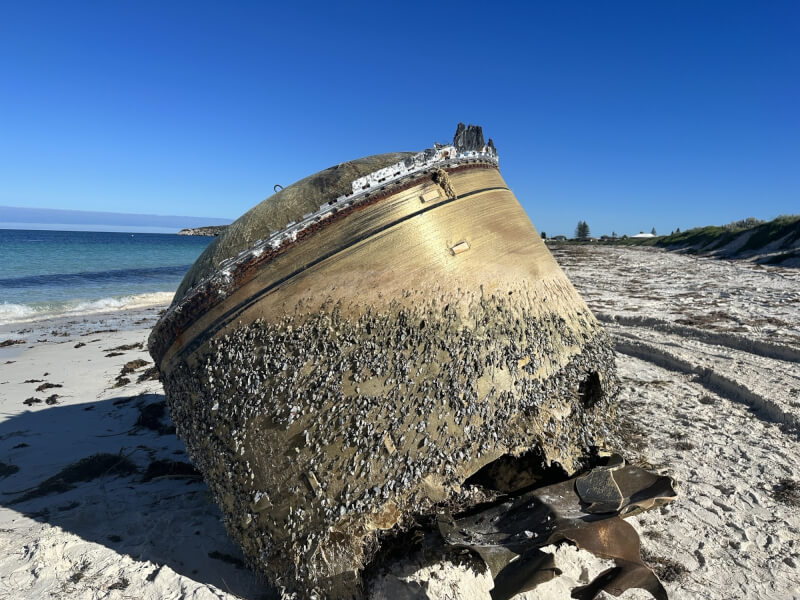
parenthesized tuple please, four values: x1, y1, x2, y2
(0, 205, 232, 229)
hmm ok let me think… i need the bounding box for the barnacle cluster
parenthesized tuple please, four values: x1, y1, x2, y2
(161, 285, 618, 596)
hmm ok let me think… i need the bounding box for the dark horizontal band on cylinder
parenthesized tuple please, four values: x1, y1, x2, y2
(167, 183, 509, 365)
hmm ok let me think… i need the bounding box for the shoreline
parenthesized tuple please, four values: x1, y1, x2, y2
(0, 292, 173, 337)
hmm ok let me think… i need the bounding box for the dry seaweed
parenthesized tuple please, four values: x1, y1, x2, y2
(105, 342, 143, 352)
(67, 560, 90, 584)
(107, 577, 129, 590)
(9, 453, 138, 504)
(0, 339, 25, 347)
(771, 478, 800, 507)
(35, 382, 62, 392)
(141, 459, 201, 482)
(135, 401, 175, 435)
(207, 550, 246, 569)
(121, 359, 149, 375)
(0, 461, 20, 478)
(641, 549, 689, 583)
(137, 365, 160, 382)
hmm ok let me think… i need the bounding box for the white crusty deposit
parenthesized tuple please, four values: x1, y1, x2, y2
(177, 143, 498, 303)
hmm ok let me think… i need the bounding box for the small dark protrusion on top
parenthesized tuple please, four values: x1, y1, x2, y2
(453, 123, 486, 152)
(487, 138, 496, 153)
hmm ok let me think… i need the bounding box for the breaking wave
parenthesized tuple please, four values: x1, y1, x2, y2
(0, 292, 174, 325)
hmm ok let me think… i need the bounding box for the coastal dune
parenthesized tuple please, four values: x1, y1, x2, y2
(0, 245, 798, 599)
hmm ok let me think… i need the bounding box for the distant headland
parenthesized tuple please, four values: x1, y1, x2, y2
(0, 205, 232, 234)
(177, 225, 228, 236)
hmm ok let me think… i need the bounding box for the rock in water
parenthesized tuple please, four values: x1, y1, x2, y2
(149, 126, 621, 597)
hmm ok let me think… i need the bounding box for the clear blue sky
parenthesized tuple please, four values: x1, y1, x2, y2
(1, 1, 797, 237)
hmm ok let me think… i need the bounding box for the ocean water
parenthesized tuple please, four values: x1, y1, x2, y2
(0, 229, 213, 324)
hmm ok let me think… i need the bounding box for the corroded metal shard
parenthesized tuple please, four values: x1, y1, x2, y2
(437, 461, 676, 600)
(149, 124, 622, 597)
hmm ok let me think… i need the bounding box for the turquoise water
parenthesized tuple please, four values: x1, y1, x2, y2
(0, 229, 213, 323)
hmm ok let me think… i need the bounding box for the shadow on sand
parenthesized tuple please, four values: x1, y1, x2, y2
(0, 392, 278, 599)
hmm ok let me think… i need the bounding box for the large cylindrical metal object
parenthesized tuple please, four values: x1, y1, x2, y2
(149, 127, 619, 597)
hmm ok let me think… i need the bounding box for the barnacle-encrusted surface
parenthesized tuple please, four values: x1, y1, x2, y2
(161, 285, 619, 596)
(152, 127, 622, 597)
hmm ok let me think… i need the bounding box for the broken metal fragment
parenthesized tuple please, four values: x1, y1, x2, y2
(437, 459, 676, 600)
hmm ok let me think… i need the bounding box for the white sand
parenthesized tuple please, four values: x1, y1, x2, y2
(0, 307, 267, 600)
(551, 244, 800, 600)
(0, 245, 798, 599)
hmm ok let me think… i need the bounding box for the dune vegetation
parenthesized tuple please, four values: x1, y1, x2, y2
(611, 215, 800, 266)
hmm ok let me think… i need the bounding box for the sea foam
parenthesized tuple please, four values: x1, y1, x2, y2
(0, 292, 174, 325)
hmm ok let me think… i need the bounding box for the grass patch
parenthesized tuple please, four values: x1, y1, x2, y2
(739, 215, 800, 253)
(604, 214, 800, 259)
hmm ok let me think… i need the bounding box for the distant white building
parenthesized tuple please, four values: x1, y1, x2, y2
(631, 232, 656, 238)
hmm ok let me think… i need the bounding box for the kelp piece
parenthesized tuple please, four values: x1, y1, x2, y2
(438, 461, 676, 600)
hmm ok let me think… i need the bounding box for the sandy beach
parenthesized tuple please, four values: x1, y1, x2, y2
(1, 245, 798, 600)
(0, 303, 269, 599)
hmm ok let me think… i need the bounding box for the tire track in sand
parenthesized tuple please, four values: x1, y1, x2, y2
(612, 334, 799, 431)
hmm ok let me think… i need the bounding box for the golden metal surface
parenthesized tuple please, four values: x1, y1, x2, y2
(162, 167, 590, 369)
